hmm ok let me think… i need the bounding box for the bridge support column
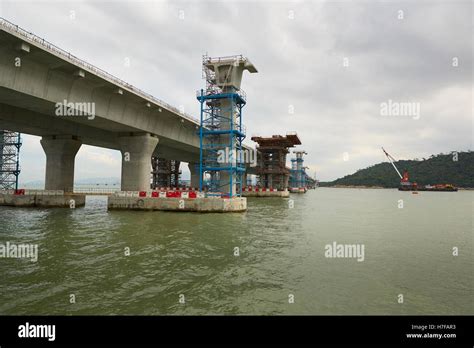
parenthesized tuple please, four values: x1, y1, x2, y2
(246, 174, 252, 186)
(119, 133, 159, 191)
(40, 135, 82, 192)
(188, 162, 200, 189)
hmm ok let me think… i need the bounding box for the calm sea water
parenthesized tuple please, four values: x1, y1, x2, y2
(0, 188, 472, 315)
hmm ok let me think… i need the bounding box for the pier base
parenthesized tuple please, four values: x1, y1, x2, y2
(242, 190, 289, 198)
(289, 188, 307, 194)
(108, 195, 246, 212)
(0, 191, 85, 208)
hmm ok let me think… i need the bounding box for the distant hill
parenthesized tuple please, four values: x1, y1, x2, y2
(321, 151, 474, 188)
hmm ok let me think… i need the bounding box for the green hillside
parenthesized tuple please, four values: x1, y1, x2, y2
(321, 151, 474, 188)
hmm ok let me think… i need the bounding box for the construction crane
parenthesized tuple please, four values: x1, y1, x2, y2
(381, 147, 409, 182)
(382, 147, 457, 192)
(382, 147, 402, 179)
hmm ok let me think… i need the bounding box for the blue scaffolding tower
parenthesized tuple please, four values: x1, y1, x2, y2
(196, 55, 257, 198)
(290, 151, 307, 189)
(196, 88, 246, 197)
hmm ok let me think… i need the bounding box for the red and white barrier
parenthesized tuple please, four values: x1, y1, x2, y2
(114, 188, 243, 199)
(243, 187, 281, 192)
(115, 190, 203, 199)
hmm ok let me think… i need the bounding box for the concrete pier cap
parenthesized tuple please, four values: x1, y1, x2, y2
(203, 55, 258, 90)
(118, 133, 159, 191)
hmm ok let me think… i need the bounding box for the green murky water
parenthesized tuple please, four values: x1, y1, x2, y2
(0, 188, 472, 315)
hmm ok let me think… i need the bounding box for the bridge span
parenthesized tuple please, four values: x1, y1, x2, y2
(0, 18, 256, 192)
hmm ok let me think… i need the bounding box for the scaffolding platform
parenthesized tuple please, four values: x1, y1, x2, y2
(151, 157, 181, 189)
(0, 130, 22, 190)
(290, 150, 308, 193)
(251, 133, 301, 193)
(196, 54, 257, 204)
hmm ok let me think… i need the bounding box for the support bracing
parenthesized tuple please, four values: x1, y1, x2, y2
(197, 55, 257, 197)
(290, 150, 308, 190)
(0, 130, 22, 190)
(151, 157, 181, 189)
(251, 133, 301, 191)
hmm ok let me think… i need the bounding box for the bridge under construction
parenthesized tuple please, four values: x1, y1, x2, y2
(0, 18, 317, 212)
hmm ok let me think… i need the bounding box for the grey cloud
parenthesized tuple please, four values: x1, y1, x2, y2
(3, 0, 472, 182)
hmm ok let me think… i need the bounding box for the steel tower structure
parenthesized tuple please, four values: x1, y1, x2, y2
(151, 157, 181, 189)
(290, 150, 307, 189)
(0, 130, 22, 190)
(196, 55, 257, 197)
(251, 133, 301, 190)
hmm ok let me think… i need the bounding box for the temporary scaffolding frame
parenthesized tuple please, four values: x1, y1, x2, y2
(290, 150, 307, 189)
(151, 157, 181, 189)
(0, 130, 22, 190)
(196, 54, 256, 197)
(251, 133, 301, 190)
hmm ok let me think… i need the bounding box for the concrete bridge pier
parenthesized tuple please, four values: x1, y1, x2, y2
(40, 135, 82, 192)
(246, 174, 252, 186)
(119, 133, 159, 191)
(188, 162, 200, 188)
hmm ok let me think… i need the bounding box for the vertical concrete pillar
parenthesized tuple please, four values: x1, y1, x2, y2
(246, 174, 252, 186)
(188, 162, 200, 189)
(284, 174, 290, 190)
(218, 96, 236, 195)
(119, 133, 159, 191)
(40, 135, 82, 192)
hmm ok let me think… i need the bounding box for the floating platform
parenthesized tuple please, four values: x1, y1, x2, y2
(242, 187, 289, 197)
(107, 190, 246, 212)
(399, 185, 458, 192)
(289, 187, 307, 194)
(0, 190, 85, 207)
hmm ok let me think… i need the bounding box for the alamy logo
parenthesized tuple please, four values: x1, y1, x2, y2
(0, 242, 38, 262)
(380, 99, 420, 120)
(324, 242, 365, 262)
(55, 99, 95, 120)
(217, 147, 257, 167)
(18, 322, 55, 341)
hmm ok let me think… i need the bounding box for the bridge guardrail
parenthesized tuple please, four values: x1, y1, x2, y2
(0, 17, 200, 126)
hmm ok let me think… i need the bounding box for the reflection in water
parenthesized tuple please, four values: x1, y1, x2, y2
(0, 189, 472, 315)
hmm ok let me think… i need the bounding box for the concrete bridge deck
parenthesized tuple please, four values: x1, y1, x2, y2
(0, 18, 255, 193)
(0, 18, 201, 161)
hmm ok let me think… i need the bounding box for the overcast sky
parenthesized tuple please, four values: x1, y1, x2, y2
(1, 0, 472, 183)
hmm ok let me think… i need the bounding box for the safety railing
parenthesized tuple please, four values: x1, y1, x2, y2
(0, 17, 200, 125)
